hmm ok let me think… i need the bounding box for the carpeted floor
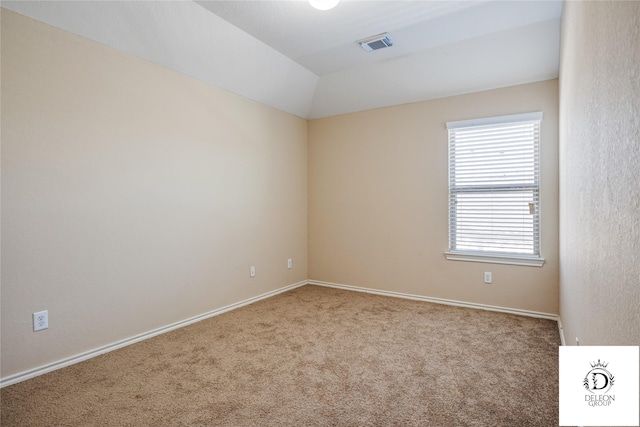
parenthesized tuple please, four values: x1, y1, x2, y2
(1, 285, 560, 426)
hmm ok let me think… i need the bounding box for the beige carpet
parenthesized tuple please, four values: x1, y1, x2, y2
(1, 285, 560, 426)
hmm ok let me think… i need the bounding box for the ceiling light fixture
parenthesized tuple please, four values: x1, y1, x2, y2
(308, 0, 340, 11)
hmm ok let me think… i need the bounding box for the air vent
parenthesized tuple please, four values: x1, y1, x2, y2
(357, 33, 394, 52)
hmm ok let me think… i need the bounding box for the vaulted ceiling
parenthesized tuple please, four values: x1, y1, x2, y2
(2, 1, 562, 119)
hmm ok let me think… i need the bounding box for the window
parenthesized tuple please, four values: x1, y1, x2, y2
(445, 112, 544, 267)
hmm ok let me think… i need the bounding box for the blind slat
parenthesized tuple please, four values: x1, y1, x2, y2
(448, 114, 541, 256)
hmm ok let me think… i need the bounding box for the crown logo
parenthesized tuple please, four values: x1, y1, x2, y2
(590, 359, 609, 369)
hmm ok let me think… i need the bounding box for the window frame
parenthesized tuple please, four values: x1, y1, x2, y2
(444, 112, 545, 267)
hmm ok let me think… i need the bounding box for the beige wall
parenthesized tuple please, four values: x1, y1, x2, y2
(1, 8, 567, 383)
(1, 10, 308, 379)
(309, 80, 559, 314)
(559, 1, 640, 345)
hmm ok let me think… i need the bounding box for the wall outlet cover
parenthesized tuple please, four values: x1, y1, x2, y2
(33, 310, 48, 332)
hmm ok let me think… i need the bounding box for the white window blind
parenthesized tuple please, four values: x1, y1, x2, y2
(446, 112, 542, 262)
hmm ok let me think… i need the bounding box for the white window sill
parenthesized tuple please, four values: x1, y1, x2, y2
(444, 252, 545, 267)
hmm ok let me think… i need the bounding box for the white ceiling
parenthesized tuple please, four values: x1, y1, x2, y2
(197, 0, 483, 75)
(198, 1, 561, 76)
(2, 0, 563, 119)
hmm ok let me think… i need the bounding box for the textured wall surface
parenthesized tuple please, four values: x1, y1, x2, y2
(309, 80, 559, 315)
(1, 11, 308, 379)
(558, 1, 640, 346)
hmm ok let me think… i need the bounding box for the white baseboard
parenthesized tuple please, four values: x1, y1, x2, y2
(557, 316, 566, 346)
(2, 279, 560, 388)
(0, 280, 307, 388)
(307, 280, 559, 321)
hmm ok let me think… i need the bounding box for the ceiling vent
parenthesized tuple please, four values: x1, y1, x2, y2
(357, 33, 394, 52)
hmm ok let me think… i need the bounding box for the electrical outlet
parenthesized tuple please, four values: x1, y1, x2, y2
(484, 272, 492, 284)
(33, 310, 48, 332)
(250, 266, 255, 278)
(287, 258, 292, 269)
